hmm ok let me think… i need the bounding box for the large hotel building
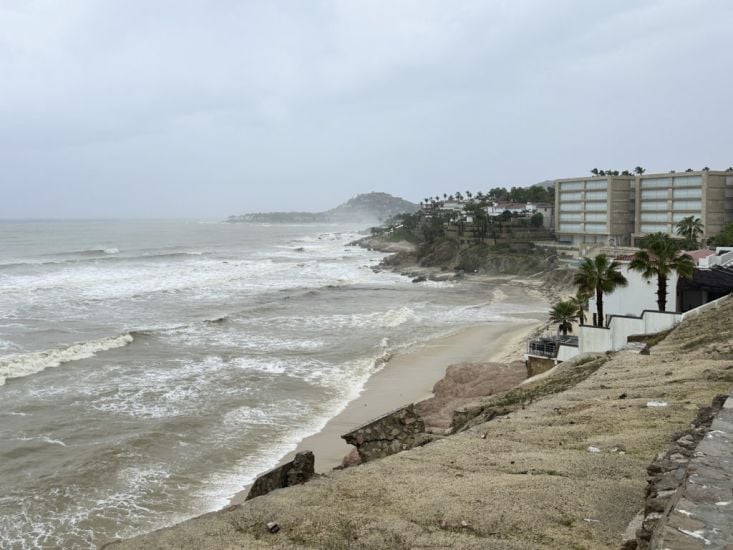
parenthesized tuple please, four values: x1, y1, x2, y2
(555, 170, 733, 246)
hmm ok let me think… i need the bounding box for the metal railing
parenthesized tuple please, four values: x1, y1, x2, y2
(527, 335, 578, 358)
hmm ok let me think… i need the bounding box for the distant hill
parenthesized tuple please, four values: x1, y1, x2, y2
(227, 192, 418, 224)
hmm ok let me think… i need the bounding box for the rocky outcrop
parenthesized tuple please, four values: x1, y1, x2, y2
(245, 451, 315, 501)
(415, 361, 526, 431)
(341, 404, 426, 463)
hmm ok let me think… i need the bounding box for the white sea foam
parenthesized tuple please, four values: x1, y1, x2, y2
(0, 333, 134, 386)
(14, 435, 67, 447)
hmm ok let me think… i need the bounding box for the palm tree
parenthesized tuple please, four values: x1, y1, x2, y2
(630, 233, 695, 312)
(569, 291, 590, 326)
(549, 301, 576, 336)
(675, 216, 704, 249)
(634, 166, 646, 175)
(590, 168, 599, 176)
(573, 255, 628, 327)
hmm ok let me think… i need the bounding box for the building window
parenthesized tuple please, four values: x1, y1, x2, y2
(585, 191, 607, 200)
(641, 212, 668, 222)
(641, 189, 669, 199)
(585, 180, 607, 190)
(585, 202, 607, 211)
(584, 212, 607, 222)
(672, 212, 698, 223)
(560, 202, 582, 211)
(673, 175, 702, 187)
(560, 182, 584, 191)
(641, 201, 668, 211)
(560, 213, 582, 221)
(673, 187, 702, 198)
(641, 177, 672, 188)
(585, 223, 607, 233)
(640, 223, 670, 233)
(672, 200, 702, 211)
(559, 223, 582, 232)
(561, 192, 582, 200)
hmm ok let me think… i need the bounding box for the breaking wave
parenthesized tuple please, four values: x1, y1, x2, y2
(0, 334, 134, 386)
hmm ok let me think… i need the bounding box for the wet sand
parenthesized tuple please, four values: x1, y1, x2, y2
(231, 314, 542, 502)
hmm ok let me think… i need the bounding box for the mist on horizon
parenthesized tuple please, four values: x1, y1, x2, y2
(1, 1, 732, 219)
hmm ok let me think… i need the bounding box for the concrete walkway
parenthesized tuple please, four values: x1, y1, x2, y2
(653, 393, 733, 549)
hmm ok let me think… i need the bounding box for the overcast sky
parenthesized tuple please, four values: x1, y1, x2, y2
(1, 1, 732, 219)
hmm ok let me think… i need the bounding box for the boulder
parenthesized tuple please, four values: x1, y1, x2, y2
(246, 451, 315, 501)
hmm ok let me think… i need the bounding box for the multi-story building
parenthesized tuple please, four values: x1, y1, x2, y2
(554, 175, 635, 246)
(633, 170, 733, 245)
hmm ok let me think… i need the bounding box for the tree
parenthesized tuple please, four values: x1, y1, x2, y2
(591, 168, 599, 176)
(710, 222, 733, 246)
(675, 216, 704, 249)
(530, 212, 544, 227)
(569, 291, 590, 326)
(634, 166, 646, 175)
(573, 255, 628, 327)
(549, 301, 577, 336)
(629, 233, 695, 312)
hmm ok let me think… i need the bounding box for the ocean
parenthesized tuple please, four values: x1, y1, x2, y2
(0, 220, 538, 549)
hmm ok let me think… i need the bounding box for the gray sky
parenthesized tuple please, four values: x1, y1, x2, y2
(1, 0, 732, 219)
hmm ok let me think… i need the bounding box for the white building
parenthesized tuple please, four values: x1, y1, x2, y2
(586, 261, 680, 322)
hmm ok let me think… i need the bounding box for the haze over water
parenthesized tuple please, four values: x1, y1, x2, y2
(0, 220, 541, 548)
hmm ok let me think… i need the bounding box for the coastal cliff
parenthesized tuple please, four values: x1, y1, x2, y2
(110, 295, 733, 548)
(227, 192, 418, 224)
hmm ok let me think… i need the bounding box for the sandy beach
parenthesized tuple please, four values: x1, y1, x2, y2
(232, 309, 544, 503)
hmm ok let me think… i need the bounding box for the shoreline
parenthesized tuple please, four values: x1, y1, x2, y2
(230, 308, 544, 503)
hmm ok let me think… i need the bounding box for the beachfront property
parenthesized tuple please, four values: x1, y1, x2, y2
(554, 174, 635, 247)
(632, 170, 733, 245)
(555, 169, 733, 248)
(526, 246, 733, 372)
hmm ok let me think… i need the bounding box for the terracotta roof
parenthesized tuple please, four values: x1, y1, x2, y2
(681, 249, 716, 262)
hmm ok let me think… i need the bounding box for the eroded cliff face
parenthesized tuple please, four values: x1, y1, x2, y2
(415, 361, 526, 431)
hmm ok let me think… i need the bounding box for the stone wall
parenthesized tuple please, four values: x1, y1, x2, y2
(526, 356, 555, 378)
(246, 451, 315, 501)
(623, 394, 728, 549)
(650, 392, 733, 548)
(341, 404, 425, 463)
